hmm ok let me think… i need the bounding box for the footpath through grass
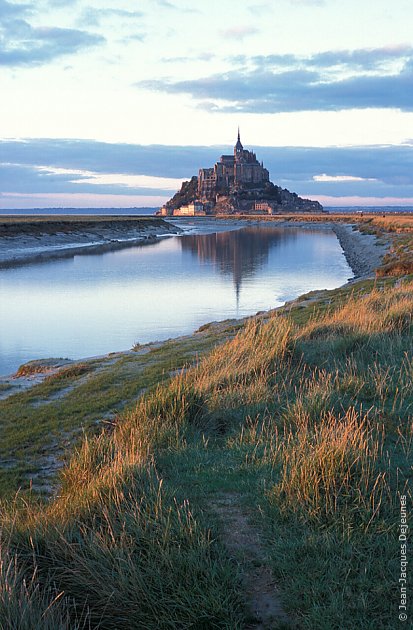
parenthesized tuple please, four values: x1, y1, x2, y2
(0, 219, 412, 628)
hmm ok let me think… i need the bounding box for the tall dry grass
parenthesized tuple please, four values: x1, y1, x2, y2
(269, 409, 392, 529)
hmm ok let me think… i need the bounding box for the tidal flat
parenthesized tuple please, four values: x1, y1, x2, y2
(0, 213, 412, 629)
(0, 215, 181, 268)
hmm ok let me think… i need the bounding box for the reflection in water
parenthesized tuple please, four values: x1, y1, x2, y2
(0, 226, 351, 375)
(181, 227, 298, 306)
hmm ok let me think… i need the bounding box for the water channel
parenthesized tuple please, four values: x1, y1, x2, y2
(0, 223, 352, 375)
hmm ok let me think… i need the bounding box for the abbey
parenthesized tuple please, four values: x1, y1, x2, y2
(160, 130, 323, 216)
(198, 129, 269, 201)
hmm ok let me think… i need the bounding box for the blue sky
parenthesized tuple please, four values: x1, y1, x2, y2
(1, 0, 413, 209)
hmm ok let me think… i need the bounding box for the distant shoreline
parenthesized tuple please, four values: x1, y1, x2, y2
(1, 205, 413, 217)
(0, 216, 181, 269)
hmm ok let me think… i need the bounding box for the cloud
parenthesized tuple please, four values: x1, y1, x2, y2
(247, 4, 271, 15)
(162, 52, 214, 63)
(289, 0, 326, 6)
(220, 26, 259, 40)
(33, 165, 183, 190)
(0, 161, 180, 197)
(122, 34, 146, 43)
(313, 174, 378, 183)
(257, 144, 413, 189)
(1, 138, 413, 207)
(234, 45, 413, 73)
(308, 45, 412, 71)
(0, 1, 105, 66)
(156, 0, 177, 7)
(46, 0, 80, 6)
(0, 138, 220, 179)
(0, 0, 32, 17)
(79, 7, 145, 28)
(155, 1, 201, 13)
(138, 46, 413, 113)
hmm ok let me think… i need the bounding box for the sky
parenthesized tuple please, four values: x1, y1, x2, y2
(1, 0, 413, 209)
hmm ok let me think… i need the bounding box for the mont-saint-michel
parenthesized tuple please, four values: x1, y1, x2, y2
(160, 130, 323, 217)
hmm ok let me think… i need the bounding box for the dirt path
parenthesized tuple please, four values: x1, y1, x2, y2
(211, 493, 292, 629)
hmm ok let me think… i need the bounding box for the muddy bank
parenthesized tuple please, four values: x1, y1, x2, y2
(0, 217, 181, 268)
(331, 223, 389, 278)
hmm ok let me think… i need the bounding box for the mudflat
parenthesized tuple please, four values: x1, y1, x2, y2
(0, 216, 181, 267)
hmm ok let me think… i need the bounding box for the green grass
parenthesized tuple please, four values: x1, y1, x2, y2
(0, 323, 237, 497)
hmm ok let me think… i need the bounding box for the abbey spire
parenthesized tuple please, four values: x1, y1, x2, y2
(235, 127, 243, 156)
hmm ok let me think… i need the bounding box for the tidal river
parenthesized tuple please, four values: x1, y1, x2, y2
(0, 222, 352, 375)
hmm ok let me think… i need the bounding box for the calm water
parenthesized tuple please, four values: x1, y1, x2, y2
(0, 225, 352, 375)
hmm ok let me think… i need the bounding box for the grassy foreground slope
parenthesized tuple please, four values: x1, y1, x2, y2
(0, 217, 412, 629)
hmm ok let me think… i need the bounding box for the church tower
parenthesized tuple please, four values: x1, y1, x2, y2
(234, 127, 243, 159)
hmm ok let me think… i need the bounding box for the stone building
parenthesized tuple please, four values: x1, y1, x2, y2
(254, 201, 275, 214)
(198, 130, 269, 202)
(172, 201, 206, 216)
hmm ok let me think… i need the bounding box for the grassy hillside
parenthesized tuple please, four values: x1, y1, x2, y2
(0, 217, 412, 628)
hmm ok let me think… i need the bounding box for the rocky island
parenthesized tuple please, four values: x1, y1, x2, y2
(159, 130, 323, 216)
